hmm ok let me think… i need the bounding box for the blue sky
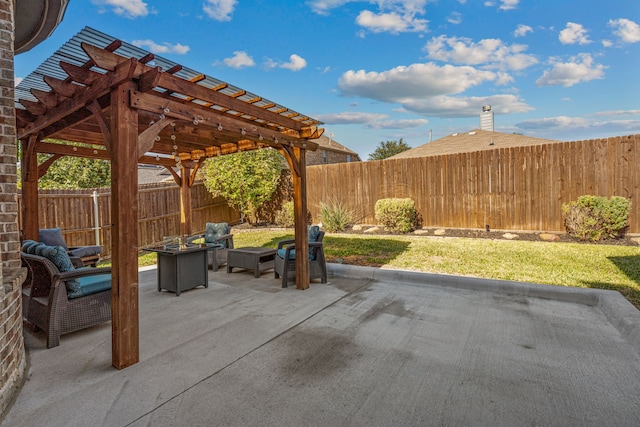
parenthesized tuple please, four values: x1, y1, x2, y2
(15, 0, 640, 159)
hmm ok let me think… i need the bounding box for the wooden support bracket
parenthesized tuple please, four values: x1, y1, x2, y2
(86, 99, 112, 152)
(137, 116, 173, 159)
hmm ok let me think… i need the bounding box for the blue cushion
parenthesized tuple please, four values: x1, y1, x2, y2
(24, 241, 43, 254)
(21, 240, 37, 252)
(308, 225, 320, 242)
(44, 246, 75, 272)
(34, 244, 51, 257)
(276, 248, 315, 261)
(205, 222, 230, 247)
(39, 228, 69, 250)
(67, 273, 111, 299)
(69, 245, 103, 258)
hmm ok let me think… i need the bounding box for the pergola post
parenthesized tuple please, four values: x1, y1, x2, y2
(20, 136, 39, 241)
(110, 81, 139, 369)
(179, 164, 192, 238)
(282, 146, 310, 290)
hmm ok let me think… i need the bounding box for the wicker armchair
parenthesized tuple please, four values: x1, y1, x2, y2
(187, 222, 234, 271)
(274, 226, 327, 288)
(21, 252, 112, 348)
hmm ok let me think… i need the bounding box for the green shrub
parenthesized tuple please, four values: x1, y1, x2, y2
(274, 201, 295, 227)
(374, 198, 417, 233)
(562, 195, 631, 241)
(320, 200, 356, 232)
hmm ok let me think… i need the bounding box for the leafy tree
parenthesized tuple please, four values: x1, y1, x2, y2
(17, 140, 111, 189)
(368, 138, 411, 161)
(200, 148, 283, 223)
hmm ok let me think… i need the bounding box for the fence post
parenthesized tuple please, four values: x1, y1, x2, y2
(93, 190, 100, 245)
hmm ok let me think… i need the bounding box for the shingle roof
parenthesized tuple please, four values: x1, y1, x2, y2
(311, 135, 361, 159)
(389, 129, 562, 159)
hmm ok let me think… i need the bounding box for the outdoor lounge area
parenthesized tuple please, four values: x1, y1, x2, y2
(5, 264, 640, 426)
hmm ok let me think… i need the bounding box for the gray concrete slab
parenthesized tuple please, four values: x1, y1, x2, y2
(3, 264, 640, 427)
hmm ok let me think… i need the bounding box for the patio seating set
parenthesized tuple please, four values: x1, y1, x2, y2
(20, 223, 327, 348)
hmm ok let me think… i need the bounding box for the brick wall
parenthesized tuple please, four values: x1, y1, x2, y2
(0, 0, 26, 419)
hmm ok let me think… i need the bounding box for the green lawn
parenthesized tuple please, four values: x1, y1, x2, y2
(131, 230, 640, 309)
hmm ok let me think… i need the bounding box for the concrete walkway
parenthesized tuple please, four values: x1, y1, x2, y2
(3, 264, 640, 426)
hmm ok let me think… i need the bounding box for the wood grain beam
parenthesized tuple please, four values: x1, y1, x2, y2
(81, 43, 314, 131)
(18, 60, 138, 140)
(44, 76, 82, 98)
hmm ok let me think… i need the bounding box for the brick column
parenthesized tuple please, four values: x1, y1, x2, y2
(0, 0, 27, 417)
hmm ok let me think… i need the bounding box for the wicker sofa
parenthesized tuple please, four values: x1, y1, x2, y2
(21, 252, 112, 348)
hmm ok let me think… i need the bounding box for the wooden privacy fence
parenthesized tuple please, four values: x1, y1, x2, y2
(306, 134, 640, 233)
(17, 182, 239, 257)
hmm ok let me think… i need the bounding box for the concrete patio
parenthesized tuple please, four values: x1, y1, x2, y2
(3, 263, 640, 426)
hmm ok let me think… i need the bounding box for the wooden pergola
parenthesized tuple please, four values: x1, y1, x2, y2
(15, 27, 323, 369)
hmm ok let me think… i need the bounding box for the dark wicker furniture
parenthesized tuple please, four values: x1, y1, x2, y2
(274, 230, 327, 288)
(227, 247, 276, 278)
(21, 252, 112, 348)
(187, 222, 234, 271)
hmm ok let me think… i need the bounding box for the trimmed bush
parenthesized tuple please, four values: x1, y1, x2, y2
(320, 200, 356, 232)
(274, 201, 295, 227)
(562, 195, 631, 241)
(374, 198, 417, 233)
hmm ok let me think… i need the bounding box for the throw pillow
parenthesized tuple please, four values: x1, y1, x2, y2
(205, 222, 230, 247)
(39, 228, 69, 250)
(308, 225, 320, 242)
(44, 245, 75, 272)
(21, 240, 37, 253)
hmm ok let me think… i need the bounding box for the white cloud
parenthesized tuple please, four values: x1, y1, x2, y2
(315, 111, 389, 125)
(499, 0, 519, 10)
(221, 51, 255, 68)
(400, 94, 532, 117)
(337, 62, 532, 117)
(602, 39, 613, 47)
(309, 1, 430, 33)
(15, 77, 23, 86)
(516, 115, 640, 133)
(368, 119, 429, 129)
(263, 54, 308, 71)
(131, 39, 190, 54)
(447, 12, 462, 25)
(339, 62, 498, 101)
(535, 53, 606, 87)
(608, 18, 640, 43)
(424, 35, 537, 71)
(513, 24, 532, 37)
(281, 54, 308, 71)
(356, 10, 427, 33)
(588, 109, 640, 117)
(203, 0, 237, 21)
(559, 22, 591, 45)
(307, 0, 352, 15)
(92, 0, 148, 18)
(314, 111, 429, 129)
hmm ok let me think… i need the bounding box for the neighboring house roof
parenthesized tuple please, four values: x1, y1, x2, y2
(15, 0, 69, 54)
(311, 135, 361, 161)
(138, 165, 175, 185)
(389, 129, 562, 159)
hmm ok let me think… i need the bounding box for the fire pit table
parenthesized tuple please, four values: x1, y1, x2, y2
(226, 247, 276, 278)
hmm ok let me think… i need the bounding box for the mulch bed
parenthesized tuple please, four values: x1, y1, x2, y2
(236, 222, 638, 247)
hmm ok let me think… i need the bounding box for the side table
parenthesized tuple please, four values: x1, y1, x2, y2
(143, 244, 209, 296)
(227, 247, 276, 278)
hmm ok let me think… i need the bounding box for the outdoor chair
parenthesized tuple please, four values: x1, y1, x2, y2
(39, 227, 103, 267)
(187, 222, 234, 271)
(20, 242, 112, 348)
(274, 225, 327, 288)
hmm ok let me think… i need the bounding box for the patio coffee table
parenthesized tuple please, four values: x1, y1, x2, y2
(227, 247, 276, 278)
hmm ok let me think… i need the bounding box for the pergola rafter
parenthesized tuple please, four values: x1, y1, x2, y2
(15, 27, 324, 369)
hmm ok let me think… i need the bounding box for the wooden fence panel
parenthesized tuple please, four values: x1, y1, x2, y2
(307, 134, 640, 233)
(18, 182, 239, 258)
